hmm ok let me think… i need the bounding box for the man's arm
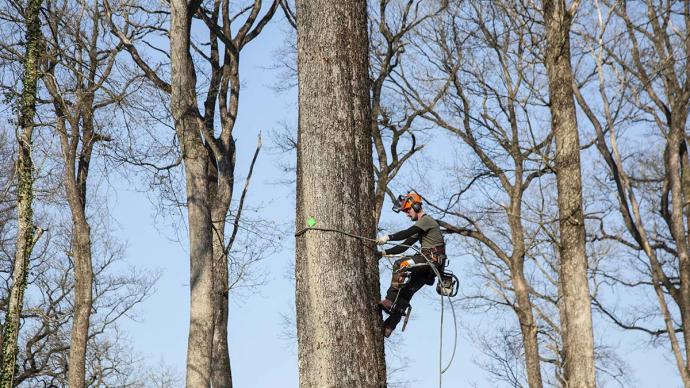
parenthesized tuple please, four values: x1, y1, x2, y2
(384, 236, 419, 255)
(387, 225, 423, 241)
(375, 225, 422, 247)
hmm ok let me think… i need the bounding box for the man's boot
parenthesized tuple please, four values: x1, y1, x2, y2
(383, 314, 401, 338)
(378, 298, 395, 314)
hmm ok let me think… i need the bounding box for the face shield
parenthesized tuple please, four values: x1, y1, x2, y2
(392, 194, 408, 213)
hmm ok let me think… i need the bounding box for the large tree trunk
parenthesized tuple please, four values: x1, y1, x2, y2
(210, 143, 235, 388)
(511, 260, 543, 388)
(209, 33, 240, 387)
(169, 1, 215, 385)
(181, 142, 214, 388)
(294, 0, 386, 386)
(211, 234, 232, 388)
(0, 0, 43, 385)
(667, 117, 690, 377)
(542, 1, 596, 386)
(67, 220, 93, 388)
(508, 194, 543, 388)
(65, 106, 96, 388)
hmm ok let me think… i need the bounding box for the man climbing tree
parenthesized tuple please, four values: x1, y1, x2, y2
(294, 0, 386, 386)
(376, 192, 447, 337)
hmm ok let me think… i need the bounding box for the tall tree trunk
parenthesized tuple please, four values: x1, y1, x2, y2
(211, 233, 232, 388)
(667, 117, 690, 377)
(67, 220, 93, 388)
(169, 1, 215, 385)
(542, 1, 596, 386)
(0, 0, 43, 385)
(210, 145, 234, 388)
(512, 264, 543, 388)
(509, 195, 544, 388)
(181, 141, 214, 388)
(65, 106, 96, 388)
(294, 0, 386, 386)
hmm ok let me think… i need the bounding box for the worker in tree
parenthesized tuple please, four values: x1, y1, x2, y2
(376, 191, 446, 337)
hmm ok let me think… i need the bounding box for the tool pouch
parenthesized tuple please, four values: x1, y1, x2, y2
(436, 270, 459, 297)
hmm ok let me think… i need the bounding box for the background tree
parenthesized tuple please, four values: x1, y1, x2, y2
(573, 0, 690, 385)
(541, 0, 597, 386)
(0, 0, 44, 385)
(399, 2, 552, 385)
(0, 0, 173, 386)
(106, 0, 278, 385)
(369, 0, 447, 221)
(395, 1, 635, 385)
(38, 0, 148, 385)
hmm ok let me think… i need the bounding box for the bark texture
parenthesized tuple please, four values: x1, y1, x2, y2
(62, 104, 96, 388)
(169, 1, 215, 386)
(295, 0, 386, 386)
(542, 0, 596, 386)
(0, 0, 43, 385)
(58, 18, 97, 387)
(54, 90, 96, 388)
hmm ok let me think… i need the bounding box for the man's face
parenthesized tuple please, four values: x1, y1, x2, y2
(404, 208, 417, 221)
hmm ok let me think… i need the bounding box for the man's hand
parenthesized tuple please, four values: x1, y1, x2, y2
(376, 235, 390, 245)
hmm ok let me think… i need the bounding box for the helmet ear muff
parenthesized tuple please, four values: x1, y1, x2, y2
(412, 201, 422, 212)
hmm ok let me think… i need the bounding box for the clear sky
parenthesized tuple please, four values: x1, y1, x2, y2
(109, 12, 681, 388)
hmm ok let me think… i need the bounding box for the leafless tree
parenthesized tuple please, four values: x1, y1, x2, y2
(10, 237, 158, 387)
(369, 0, 448, 220)
(573, 0, 690, 385)
(0, 0, 44, 385)
(0, 154, 157, 388)
(396, 0, 640, 385)
(35, 0, 151, 385)
(398, 1, 554, 386)
(541, 0, 597, 386)
(105, 0, 278, 385)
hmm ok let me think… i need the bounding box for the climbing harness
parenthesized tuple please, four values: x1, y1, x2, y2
(295, 225, 460, 388)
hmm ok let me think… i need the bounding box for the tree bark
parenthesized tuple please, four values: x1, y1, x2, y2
(63, 104, 96, 388)
(67, 221, 93, 388)
(509, 200, 544, 388)
(0, 0, 43, 385)
(666, 117, 690, 378)
(294, 0, 386, 386)
(169, 1, 215, 386)
(542, 1, 596, 386)
(209, 138, 234, 388)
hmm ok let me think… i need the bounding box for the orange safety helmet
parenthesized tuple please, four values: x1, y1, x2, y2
(393, 192, 423, 213)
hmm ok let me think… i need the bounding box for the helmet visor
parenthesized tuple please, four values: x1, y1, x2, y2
(392, 194, 407, 213)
